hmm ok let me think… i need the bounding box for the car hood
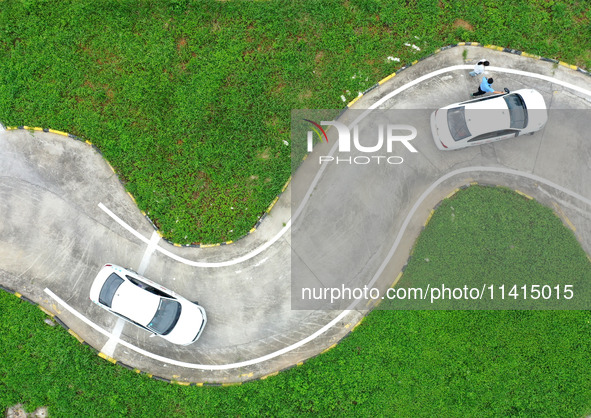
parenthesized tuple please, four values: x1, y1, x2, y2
(89, 266, 111, 303)
(164, 300, 206, 345)
(518, 89, 548, 130)
(516, 89, 547, 109)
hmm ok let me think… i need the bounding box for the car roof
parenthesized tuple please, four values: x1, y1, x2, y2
(458, 95, 511, 137)
(465, 108, 510, 136)
(110, 279, 161, 326)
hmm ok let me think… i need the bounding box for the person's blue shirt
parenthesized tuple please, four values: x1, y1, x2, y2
(479, 76, 494, 93)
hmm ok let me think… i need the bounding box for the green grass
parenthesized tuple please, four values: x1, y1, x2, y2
(1, 0, 591, 416)
(392, 186, 591, 310)
(0, 0, 589, 244)
(2, 187, 591, 417)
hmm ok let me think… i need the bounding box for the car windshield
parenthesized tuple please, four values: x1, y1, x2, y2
(148, 298, 182, 335)
(99, 273, 124, 308)
(503, 94, 528, 129)
(447, 107, 471, 141)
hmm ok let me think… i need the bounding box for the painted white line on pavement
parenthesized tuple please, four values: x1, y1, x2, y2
(138, 231, 161, 275)
(100, 67, 590, 269)
(294, 65, 591, 225)
(360, 166, 591, 296)
(81, 65, 591, 371)
(366, 65, 591, 115)
(100, 318, 125, 358)
(98, 202, 290, 268)
(98, 231, 160, 358)
(98, 203, 150, 245)
(52, 167, 591, 370)
(45, 287, 350, 371)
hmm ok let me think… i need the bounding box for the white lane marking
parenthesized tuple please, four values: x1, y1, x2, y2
(98, 203, 151, 245)
(98, 231, 160, 358)
(82, 65, 591, 370)
(294, 65, 591, 225)
(360, 166, 591, 296)
(252, 257, 268, 267)
(99, 66, 590, 269)
(138, 231, 161, 275)
(101, 231, 160, 357)
(368, 65, 591, 114)
(537, 185, 591, 217)
(52, 167, 591, 370)
(489, 66, 591, 97)
(100, 318, 125, 358)
(45, 287, 350, 370)
(98, 202, 290, 268)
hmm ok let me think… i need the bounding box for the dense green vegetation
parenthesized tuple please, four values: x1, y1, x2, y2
(2, 187, 591, 416)
(393, 186, 591, 310)
(2, 1, 590, 415)
(0, 0, 589, 243)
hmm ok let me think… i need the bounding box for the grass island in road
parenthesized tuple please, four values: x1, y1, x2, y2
(1, 186, 590, 416)
(0, 0, 589, 244)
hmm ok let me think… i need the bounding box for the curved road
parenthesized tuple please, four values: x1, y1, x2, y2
(1, 46, 590, 383)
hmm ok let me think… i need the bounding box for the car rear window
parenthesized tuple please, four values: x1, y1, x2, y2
(99, 273, 124, 308)
(503, 94, 528, 129)
(148, 298, 182, 335)
(447, 107, 471, 141)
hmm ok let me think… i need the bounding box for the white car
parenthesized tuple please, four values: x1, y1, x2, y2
(431, 89, 548, 150)
(90, 264, 207, 345)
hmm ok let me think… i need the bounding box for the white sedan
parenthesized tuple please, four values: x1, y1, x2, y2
(90, 264, 207, 345)
(431, 89, 548, 150)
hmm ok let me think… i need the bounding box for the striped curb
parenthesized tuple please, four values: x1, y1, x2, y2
(0, 283, 365, 386)
(2, 44, 589, 385)
(2, 172, 588, 387)
(4, 125, 291, 249)
(354, 42, 589, 110)
(551, 202, 579, 236)
(392, 182, 590, 295)
(3, 166, 587, 385)
(4, 42, 588, 248)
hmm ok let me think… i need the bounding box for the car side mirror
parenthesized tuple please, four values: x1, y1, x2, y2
(504, 87, 510, 93)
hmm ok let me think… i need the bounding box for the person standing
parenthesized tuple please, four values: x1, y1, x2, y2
(469, 59, 489, 77)
(472, 76, 503, 96)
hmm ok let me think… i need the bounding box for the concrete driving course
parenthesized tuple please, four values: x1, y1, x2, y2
(1, 45, 590, 384)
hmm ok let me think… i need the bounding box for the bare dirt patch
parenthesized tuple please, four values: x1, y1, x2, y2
(177, 37, 187, 51)
(453, 19, 474, 31)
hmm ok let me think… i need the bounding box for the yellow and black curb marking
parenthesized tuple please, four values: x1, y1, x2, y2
(4, 125, 290, 249)
(308, 43, 589, 120)
(392, 182, 591, 293)
(2, 183, 588, 386)
(369, 42, 589, 100)
(0, 282, 367, 386)
(3, 44, 589, 385)
(0, 284, 204, 386)
(4, 42, 588, 247)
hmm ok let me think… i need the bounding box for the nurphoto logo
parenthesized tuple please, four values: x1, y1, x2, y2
(304, 118, 418, 165)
